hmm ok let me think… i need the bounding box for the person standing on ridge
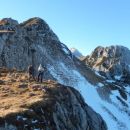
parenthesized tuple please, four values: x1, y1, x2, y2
(37, 64, 44, 83)
(28, 65, 35, 81)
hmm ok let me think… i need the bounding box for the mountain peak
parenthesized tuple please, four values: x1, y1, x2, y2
(70, 48, 83, 59)
(84, 45, 130, 82)
(20, 17, 47, 27)
(0, 18, 18, 26)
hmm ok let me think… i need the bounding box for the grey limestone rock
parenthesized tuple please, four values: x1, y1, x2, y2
(83, 45, 130, 82)
(0, 17, 72, 78)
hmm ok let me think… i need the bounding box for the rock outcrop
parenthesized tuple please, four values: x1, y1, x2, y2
(0, 17, 72, 77)
(82, 45, 130, 83)
(0, 68, 107, 130)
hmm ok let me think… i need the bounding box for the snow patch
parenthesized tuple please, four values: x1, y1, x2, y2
(95, 71, 106, 78)
(125, 86, 130, 105)
(63, 48, 70, 55)
(114, 75, 122, 80)
(106, 80, 115, 83)
(61, 43, 70, 55)
(32, 120, 38, 124)
(97, 83, 104, 88)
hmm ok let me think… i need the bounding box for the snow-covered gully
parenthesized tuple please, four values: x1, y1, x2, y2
(48, 62, 130, 130)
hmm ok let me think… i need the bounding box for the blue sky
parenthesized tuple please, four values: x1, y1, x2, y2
(0, 0, 130, 55)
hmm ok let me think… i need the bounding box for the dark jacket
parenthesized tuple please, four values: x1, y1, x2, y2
(28, 65, 34, 75)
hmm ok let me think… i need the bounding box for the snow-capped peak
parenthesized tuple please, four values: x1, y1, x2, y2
(70, 48, 83, 59)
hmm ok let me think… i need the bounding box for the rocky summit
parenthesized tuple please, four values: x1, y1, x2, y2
(0, 17, 71, 74)
(82, 45, 130, 83)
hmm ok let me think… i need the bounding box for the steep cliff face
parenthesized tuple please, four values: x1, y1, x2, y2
(0, 68, 107, 130)
(82, 46, 130, 83)
(0, 17, 72, 75)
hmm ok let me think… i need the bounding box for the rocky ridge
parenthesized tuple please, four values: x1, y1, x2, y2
(82, 45, 130, 83)
(0, 68, 107, 130)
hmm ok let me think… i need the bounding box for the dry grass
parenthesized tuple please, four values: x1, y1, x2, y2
(0, 68, 51, 117)
(0, 30, 15, 33)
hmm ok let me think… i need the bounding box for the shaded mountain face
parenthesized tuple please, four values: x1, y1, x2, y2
(0, 68, 107, 130)
(70, 48, 83, 59)
(82, 46, 130, 83)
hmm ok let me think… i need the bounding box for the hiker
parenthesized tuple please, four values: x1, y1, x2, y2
(28, 65, 35, 80)
(100, 50, 103, 56)
(37, 64, 44, 83)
